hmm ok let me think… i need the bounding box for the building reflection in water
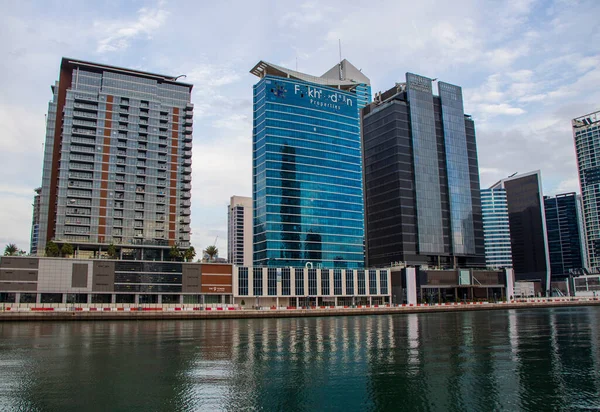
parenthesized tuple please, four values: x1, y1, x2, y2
(1, 309, 600, 410)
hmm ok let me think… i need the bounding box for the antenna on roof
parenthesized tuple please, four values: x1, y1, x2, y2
(338, 39, 343, 80)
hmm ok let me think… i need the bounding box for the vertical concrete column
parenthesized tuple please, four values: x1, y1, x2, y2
(134, 294, 139, 305)
(62, 294, 68, 304)
(276, 297, 279, 308)
(505, 268, 515, 300)
(36, 293, 41, 304)
(158, 295, 162, 304)
(406, 268, 417, 305)
(296, 297, 299, 307)
(14, 293, 20, 304)
(369, 296, 372, 306)
(179, 295, 184, 305)
(111, 294, 116, 304)
(87, 294, 92, 304)
(335, 297, 338, 307)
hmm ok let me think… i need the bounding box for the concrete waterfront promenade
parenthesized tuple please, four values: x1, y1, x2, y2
(1, 298, 599, 322)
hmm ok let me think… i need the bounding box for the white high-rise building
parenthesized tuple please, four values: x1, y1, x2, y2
(228, 196, 252, 266)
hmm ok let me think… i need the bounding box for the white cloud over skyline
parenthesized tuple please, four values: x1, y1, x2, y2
(0, 0, 599, 255)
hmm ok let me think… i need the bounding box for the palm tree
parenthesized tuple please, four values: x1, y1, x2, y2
(184, 246, 196, 262)
(169, 243, 182, 261)
(204, 245, 218, 262)
(4, 244, 18, 256)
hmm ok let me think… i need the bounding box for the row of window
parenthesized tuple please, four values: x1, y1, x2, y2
(238, 269, 388, 296)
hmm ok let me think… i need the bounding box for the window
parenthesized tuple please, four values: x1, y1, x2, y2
(308, 269, 317, 296)
(295, 269, 304, 296)
(369, 270, 377, 295)
(281, 268, 290, 295)
(357, 270, 365, 295)
(268, 268, 277, 296)
(239, 267, 248, 296)
(334, 269, 342, 295)
(321, 269, 330, 295)
(345, 270, 354, 295)
(253, 268, 263, 296)
(380, 270, 388, 295)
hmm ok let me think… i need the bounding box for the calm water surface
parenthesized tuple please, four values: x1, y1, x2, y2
(1, 307, 600, 411)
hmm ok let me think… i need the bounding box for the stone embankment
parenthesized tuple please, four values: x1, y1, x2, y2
(1, 298, 599, 321)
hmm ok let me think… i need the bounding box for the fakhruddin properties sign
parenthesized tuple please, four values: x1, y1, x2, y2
(265, 77, 357, 117)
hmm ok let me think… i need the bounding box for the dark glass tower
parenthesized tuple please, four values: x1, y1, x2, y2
(250, 60, 370, 268)
(544, 192, 586, 277)
(362, 75, 485, 268)
(491, 171, 551, 292)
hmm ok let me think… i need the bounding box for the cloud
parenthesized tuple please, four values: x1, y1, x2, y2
(478, 103, 526, 116)
(96, 6, 169, 53)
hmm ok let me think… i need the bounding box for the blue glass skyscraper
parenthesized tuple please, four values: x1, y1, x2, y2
(250, 60, 370, 268)
(481, 188, 513, 268)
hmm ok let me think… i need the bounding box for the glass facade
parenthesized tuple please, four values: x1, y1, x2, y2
(252, 74, 364, 268)
(573, 111, 600, 272)
(494, 172, 550, 291)
(406, 73, 444, 254)
(544, 193, 586, 277)
(362, 76, 485, 268)
(439, 82, 475, 255)
(481, 188, 513, 268)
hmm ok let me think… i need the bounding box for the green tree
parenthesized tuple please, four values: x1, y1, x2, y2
(61, 243, 74, 257)
(169, 243, 182, 261)
(107, 243, 118, 259)
(3, 244, 18, 256)
(45, 241, 60, 257)
(204, 245, 218, 262)
(184, 246, 196, 262)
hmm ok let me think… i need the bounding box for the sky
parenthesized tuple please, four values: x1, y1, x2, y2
(0, 0, 599, 256)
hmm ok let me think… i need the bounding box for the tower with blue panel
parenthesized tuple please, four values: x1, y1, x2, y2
(250, 61, 370, 268)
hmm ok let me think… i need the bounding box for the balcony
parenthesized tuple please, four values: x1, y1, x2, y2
(180, 217, 190, 224)
(182, 150, 192, 159)
(68, 180, 92, 189)
(180, 208, 191, 216)
(182, 158, 192, 167)
(184, 126, 193, 135)
(182, 174, 191, 183)
(72, 128, 96, 136)
(72, 119, 97, 128)
(71, 137, 96, 146)
(182, 166, 192, 175)
(68, 162, 94, 171)
(180, 200, 191, 207)
(181, 183, 192, 190)
(179, 227, 190, 233)
(70, 145, 95, 154)
(184, 117, 193, 126)
(73, 102, 98, 111)
(183, 134, 192, 143)
(73, 111, 97, 120)
(183, 141, 192, 150)
(69, 172, 93, 180)
(69, 154, 95, 163)
(181, 190, 191, 199)
(66, 208, 91, 216)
